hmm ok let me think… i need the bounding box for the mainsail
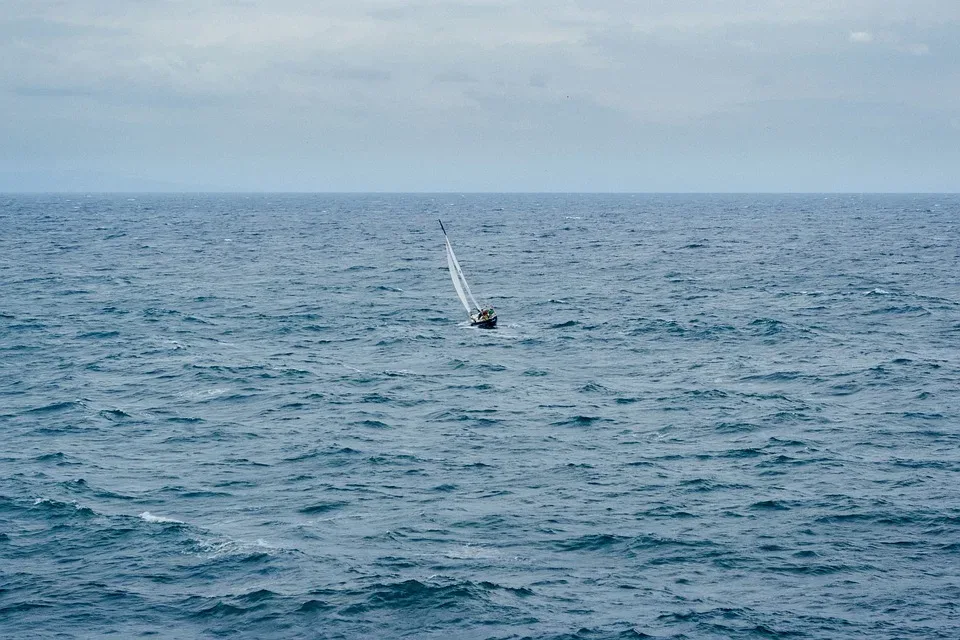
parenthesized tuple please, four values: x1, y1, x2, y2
(440, 221, 481, 314)
(445, 237, 472, 313)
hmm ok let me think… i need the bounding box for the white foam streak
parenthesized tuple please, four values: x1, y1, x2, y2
(139, 511, 184, 524)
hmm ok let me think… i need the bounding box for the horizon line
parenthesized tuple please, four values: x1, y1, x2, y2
(2, 190, 959, 196)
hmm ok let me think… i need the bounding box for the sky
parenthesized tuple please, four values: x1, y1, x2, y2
(1, 0, 958, 192)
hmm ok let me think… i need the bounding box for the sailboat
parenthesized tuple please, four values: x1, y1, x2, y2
(439, 220, 497, 328)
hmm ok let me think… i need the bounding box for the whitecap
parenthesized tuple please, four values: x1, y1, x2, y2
(191, 536, 295, 559)
(178, 387, 230, 399)
(139, 511, 184, 524)
(34, 497, 87, 511)
(446, 544, 500, 560)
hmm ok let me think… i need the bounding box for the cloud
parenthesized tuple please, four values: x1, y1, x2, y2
(14, 85, 100, 98)
(732, 39, 760, 52)
(899, 43, 930, 56)
(528, 73, 549, 88)
(848, 29, 933, 56)
(2, 1, 959, 190)
(432, 70, 478, 84)
(330, 66, 392, 82)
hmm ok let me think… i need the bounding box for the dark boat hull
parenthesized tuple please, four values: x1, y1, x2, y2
(471, 315, 497, 329)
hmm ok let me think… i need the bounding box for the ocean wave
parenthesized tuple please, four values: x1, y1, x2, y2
(299, 501, 348, 514)
(342, 577, 533, 615)
(139, 512, 184, 525)
(4, 193, 959, 639)
(23, 400, 85, 414)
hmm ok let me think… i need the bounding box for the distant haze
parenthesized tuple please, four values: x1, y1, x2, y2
(2, 1, 958, 192)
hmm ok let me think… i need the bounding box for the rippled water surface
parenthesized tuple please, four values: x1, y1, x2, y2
(2, 193, 959, 639)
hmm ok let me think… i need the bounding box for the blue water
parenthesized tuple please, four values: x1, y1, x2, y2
(2, 193, 959, 639)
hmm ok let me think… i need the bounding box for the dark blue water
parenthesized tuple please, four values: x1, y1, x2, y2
(2, 193, 959, 639)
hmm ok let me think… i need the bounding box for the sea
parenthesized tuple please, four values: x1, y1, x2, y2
(1, 193, 958, 639)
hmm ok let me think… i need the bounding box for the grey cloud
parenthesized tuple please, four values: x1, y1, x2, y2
(13, 85, 101, 98)
(330, 66, 392, 82)
(528, 74, 549, 88)
(0, 16, 130, 39)
(433, 71, 478, 84)
(2, 1, 958, 191)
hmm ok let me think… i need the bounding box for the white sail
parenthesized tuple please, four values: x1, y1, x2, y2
(444, 236, 481, 312)
(445, 238, 472, 314)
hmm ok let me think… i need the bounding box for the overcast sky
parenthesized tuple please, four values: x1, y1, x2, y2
(2, 1, 958, 191)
